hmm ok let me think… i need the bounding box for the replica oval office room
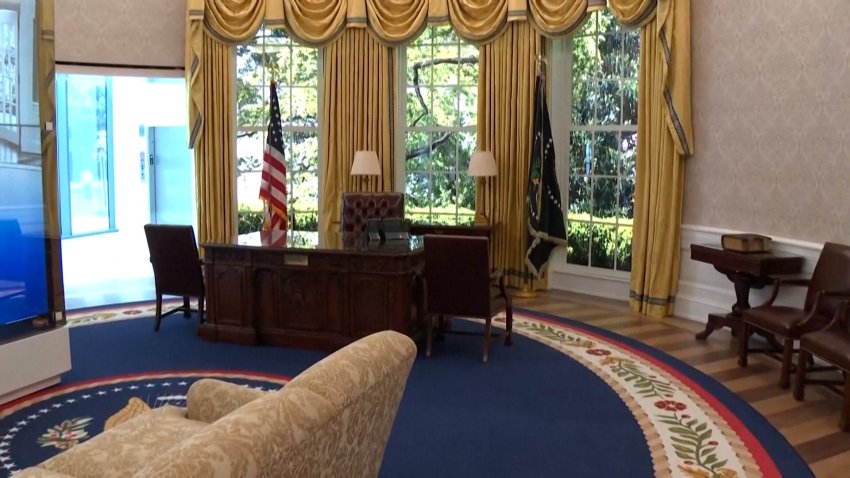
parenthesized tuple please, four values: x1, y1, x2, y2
(2, 0, 850, 476)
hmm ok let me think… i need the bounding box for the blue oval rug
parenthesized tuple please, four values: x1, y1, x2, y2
(0, 307, 811, 477)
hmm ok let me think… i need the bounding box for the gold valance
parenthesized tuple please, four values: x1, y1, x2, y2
(190, 0, 613, 49)
(608, 0, 658, 27)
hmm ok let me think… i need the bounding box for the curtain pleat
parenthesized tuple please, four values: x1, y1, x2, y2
(366, 0, 429, 44)
(283, 0, 349, 45)
(628, 0, 691, 318)
(477, 22, 540, 288)
(194, 35, 237, 247)
(319, 29, 395, 239)
(448, 0, 509, 43)
(204, 0, 266, 43)
(608, 0, 658, 27)
(38, 0, 64, 313)
(527, 0, 588, 36)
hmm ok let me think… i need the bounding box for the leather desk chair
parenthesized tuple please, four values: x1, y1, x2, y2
(340, 192, 404, 235)
(423, 235, 512, 363)
(144, 224, 205, 331)
(739, 242, 850, 388)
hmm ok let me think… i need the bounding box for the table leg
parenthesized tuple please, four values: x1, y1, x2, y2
(695, 270, 761, 340)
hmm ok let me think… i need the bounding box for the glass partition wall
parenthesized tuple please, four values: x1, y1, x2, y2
(57, 74, 194, 309)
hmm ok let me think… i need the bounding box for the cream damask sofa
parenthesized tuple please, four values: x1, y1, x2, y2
(19, 330, 417, 477)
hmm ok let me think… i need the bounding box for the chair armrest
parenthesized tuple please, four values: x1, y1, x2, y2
(185, 378, 268, 423)
(821, 299, 850, 332)
(757, 276, 811, 307)
(14, 469, 74, 477)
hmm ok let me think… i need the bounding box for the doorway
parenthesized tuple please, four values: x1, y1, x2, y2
(58, 74, 194, 309)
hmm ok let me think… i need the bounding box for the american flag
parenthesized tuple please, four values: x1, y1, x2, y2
(259, 80, 288, 246)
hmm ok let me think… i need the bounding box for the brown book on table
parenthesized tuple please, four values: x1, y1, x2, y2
(721, 233, 772, 253)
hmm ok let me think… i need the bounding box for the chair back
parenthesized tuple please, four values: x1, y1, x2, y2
(341, 192, 404, 235)
(424, 235, 491, 318)
(143, 224, 205, 297)
(806, 242, 850, 317)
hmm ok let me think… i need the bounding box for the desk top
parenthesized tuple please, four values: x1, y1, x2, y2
(204, 231, 423, 256)
(690, 243, 804, 277)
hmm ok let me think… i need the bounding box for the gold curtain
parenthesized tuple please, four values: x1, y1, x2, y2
(477, 22, 541, 288)
(628, 0, 693, 318)
(319, 29, 395, 239)
(38, 0, 64, 313)
(608, 0, 658, 27)
(194, 36, 237, 246)
(527, 0, 588, 36)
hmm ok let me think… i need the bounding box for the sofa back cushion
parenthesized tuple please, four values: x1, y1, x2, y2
(134, 331, 417, 477)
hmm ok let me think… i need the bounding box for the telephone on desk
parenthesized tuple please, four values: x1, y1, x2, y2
(365, 217, 410, 243)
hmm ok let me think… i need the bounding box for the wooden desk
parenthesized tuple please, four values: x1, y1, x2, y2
(201, 232, 423, 350)
(690, 244, 804, 340)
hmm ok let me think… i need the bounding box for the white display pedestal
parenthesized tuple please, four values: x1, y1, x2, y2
(0, 326, 72, 406)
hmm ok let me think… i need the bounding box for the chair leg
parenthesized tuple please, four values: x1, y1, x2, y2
(794, 349, 809, 401)
(841, 372, 850, 432)
(483, 317, 492, 363)
(780, 338, 794, 389)
(504, 305, 513, 346)
(426, 314, 434, 358)
(154, 294, 163, 332)
(737, 321, 750, 368)
(183, 296, 191, 318)
(198, 295, 205, 324)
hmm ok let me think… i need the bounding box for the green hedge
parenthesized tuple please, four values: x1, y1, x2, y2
(237, 205, 318, 235)
(567, 214, 632, 271)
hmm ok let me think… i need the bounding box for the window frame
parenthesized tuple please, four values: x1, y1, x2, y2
(234, 27, 324, 234)
(395, 28, 479, 227)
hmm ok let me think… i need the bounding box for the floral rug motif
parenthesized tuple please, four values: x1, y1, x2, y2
(65, 301, 185, 328)
(494, 312, 778, 478)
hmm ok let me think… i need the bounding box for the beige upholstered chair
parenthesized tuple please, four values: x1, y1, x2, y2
(18, 331, 417, 478)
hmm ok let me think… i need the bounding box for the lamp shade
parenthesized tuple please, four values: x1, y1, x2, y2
(468, 151, 497, 177)
(351, 150, 381, 176)
(587, 0, 606, 12)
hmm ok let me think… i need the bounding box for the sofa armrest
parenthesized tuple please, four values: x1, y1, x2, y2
(14, 468, 74, 477)
(186, 378, 267, 423)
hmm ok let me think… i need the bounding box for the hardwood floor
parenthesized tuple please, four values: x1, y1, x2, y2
(516, 290, 849, 478)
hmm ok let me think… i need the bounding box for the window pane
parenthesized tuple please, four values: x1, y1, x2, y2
(592, 177, 618, 218)
(622, 34, 639, 78)
(617, 226, 633, 272)
(430, 173, 457, 209)
(459, 86, 477, 127)
(292, 48, 318, 87)
(569, 174, 591, 215)
(591, 223, 616, 269)
(618, 177, 635, 219)
(597, 80, 622, 125)
(407, 46, 433, 85)
(432, 86, 459, 127)
(405, 172, 431, 210)
(623, 80, 637, 125)
(620, 132, 637, 178)
(567, 220, 590, 266)
(593, 132, 619, 176)
(457, 174, 475, 220)
(405, 131, 430, 172)
(459, 46, 478, 84)
(457, 131, 476, 173)
(407, 87, 432, 127)
(570, 131, 592, 179)
(288, 130, 318, 173)
(237, 84, 266, 128)
(572, 80, 595, 126)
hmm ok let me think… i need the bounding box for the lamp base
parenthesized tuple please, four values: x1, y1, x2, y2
(473, 212, 490, 227)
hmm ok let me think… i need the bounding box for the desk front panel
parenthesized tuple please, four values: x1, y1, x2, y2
(202, 243, 422, 350)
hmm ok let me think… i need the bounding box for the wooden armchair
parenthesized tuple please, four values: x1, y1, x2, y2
(422, 235, 512, 363)
(794, 299, 850, 431)
(738, 242, 850, 388)
(143, 224, 206, 331)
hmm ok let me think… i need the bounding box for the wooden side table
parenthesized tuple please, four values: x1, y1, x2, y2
(689, 244, 804, 340)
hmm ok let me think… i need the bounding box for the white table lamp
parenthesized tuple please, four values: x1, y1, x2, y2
(468, 151, 497, 226)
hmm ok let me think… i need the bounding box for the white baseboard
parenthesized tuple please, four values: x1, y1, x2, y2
(546, 224, 822, 325)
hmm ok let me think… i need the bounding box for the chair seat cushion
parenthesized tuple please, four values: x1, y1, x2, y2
(37, 406, 206, 478)
(801, 328, 850, 371)
(742, 306, 820, 336)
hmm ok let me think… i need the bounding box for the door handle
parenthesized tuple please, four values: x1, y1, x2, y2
(149, 154, 154, 166)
